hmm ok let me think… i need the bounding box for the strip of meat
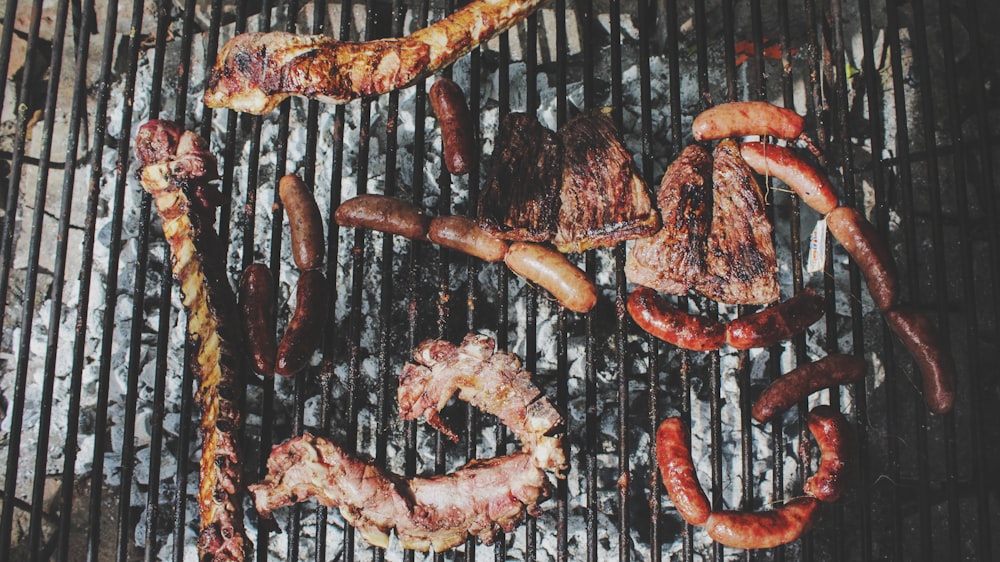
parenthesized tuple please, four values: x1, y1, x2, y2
(656, 418, 712, 525)
(250, 433, 554, 552)
(504, 242, 598, 313)
(885, 306, 957, 414)
(704, 497, 821, 549)
(725, 288, 825, 349)
(625, 144, 713, 294)
(279, 174, 325, 270)
(334, 194, 431, 240)
(428, 215, 509, 262)
(554, 108, 661, 253)
(275, 270, 328, 377)
(826, 206, 900, 311)
(804, 405, 855, 502)
(136, 121, 247, 562)
(752, 354, 867, 423)
(698, 140, 779, 305)
(478, 112, 563, 241)
(740, 142, 839, 215)
(204, 0, 549, 114)
(429, 77, 476, 175)
(692, 101, 805, 141)
(627, 286, 725, 351)
(239, 263, 277, 377)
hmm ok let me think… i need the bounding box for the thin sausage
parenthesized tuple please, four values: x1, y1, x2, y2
(334, 194, 431, 240)
(428, 215, 509, 262)
(704, 497, 821, 549)
(279, 174, 325, 270)
(885, 306, 957, 414)
(239, 263, 277, 376)
(275, 270, 328, 377)
(656, 418, 712, 526)
(826, 206, 900, 311)
(692, 101, 805, 141)
(804, 405, 855, 503)
(628, 286, 726, 351)
(752, 354, 867, 423)
(740, 142, 839, 215)
(429, 78, 476, 175)
(725, 288, 825, 349)
(504, 242, 597, 313)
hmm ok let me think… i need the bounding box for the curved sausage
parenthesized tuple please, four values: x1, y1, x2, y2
(428, 215, 509, 262)
(692, 101, 805, 142)
(752, 354, 867, 423)
(826, 206, 900, 311)
(656, 418, 712, 526)
(275, 270, 328, 377)
(740, 142, 839, 215)
(279, 174, 325, 270)
(334, 194, 431, 240)
(627, 287, 726, 351)
(885, 306, 957, 414)
(804, 405, 855, 503)
(725, 288, 825, 350)
(704, 497, 821, 549)
(429, 78, 476, 175)
(503, 242, 597, 313)
(239, 263, 277, 376)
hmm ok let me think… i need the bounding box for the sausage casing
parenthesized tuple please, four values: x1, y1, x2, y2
(275, 270, 328, 377)
(504, 242, 597, 313)
(429, 78, 476, 175)
(692, 101, 805, 141)
(885, 306, 957, 414)
(804, 405, 854, 503)
(704, 497, 821, 549)
(428, 215, 509, 262)
(279, 174, 325, 270)
(740, 142, 839, 215)
(656, 418, 712, 526)
(239, 263, 277, 376)
(725, 288, 825, 349)
(334, 194, 431, 240)
(752, 354, 867, 423)
(627, 286, 725, 351)
(826, 206, 900, 311)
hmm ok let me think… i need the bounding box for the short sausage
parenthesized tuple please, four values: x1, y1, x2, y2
(752, 354, 867, 423)
(628, 286, 726, 351)
(885, 306, 957, 414)
(504, 242, 597, 313)
(656, 418, 712, 526)
(428, 215, 509, 262)
(826, 206, 900, 311)
(279, 174, 325, 270)
(334, 194, 431, 240)
(740, 142, 839, 215)
(804, 405, 855, 503)
(275, 270, 328, 377)
(692, 101, 805, 142)
(239, 263, 277, 376)
(704, 497, 821, 549)
(429, 78, 476, 175)
(725, 288, 825, 350)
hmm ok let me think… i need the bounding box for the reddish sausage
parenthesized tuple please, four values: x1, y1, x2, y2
(885, 306, 957, 414)
(692, 101, 805, 141)
(804, 405, 855, 503)
(704, 497, 821, 549)
(740, 142, 839, 215)
(504, 242, 597, 313)
(752, 354, 867, 423)
(429, 78, 476, 175)
(275, 270, 328, 377)
(627, 286, 725, 351)
(428, 215, 509, 262)
(826, 206, 900, 311)
(334, 194, 431, 240)
(656, 418, 712, 526)
(239, 263, 277, 376)
(279, 174, 325, 270)
(725, 288, 825, 349)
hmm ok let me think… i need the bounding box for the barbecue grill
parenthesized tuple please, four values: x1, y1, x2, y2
(0, 0, 997, 560)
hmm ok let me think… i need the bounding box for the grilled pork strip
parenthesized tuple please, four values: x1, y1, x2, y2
(136, 121, 247, 562)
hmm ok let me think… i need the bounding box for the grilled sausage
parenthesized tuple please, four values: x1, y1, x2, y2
(704, 497, 821, 549)
(804, 405, 854, 503)
(275, 270, 328, 377)
(656, 418, 712, 526)
(885, 306, 957, 414)
(279, 174, 325, 270)
(628, 286, 726, 351)
(428, 215, 509, 262)
(334, 194, 431, 240)
(429, 78, 476, 175)
(692, 101, 805, 142)
(239, 263, 277, 376)
(740, 142, 839, 215)
(725, 288, 825, 349)
(752, 354, 867, 423)
(826, 206, 900, 311)
(504, 242, 597, 313)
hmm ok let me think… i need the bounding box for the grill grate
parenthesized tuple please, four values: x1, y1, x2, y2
(0, 0, 998, 560)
